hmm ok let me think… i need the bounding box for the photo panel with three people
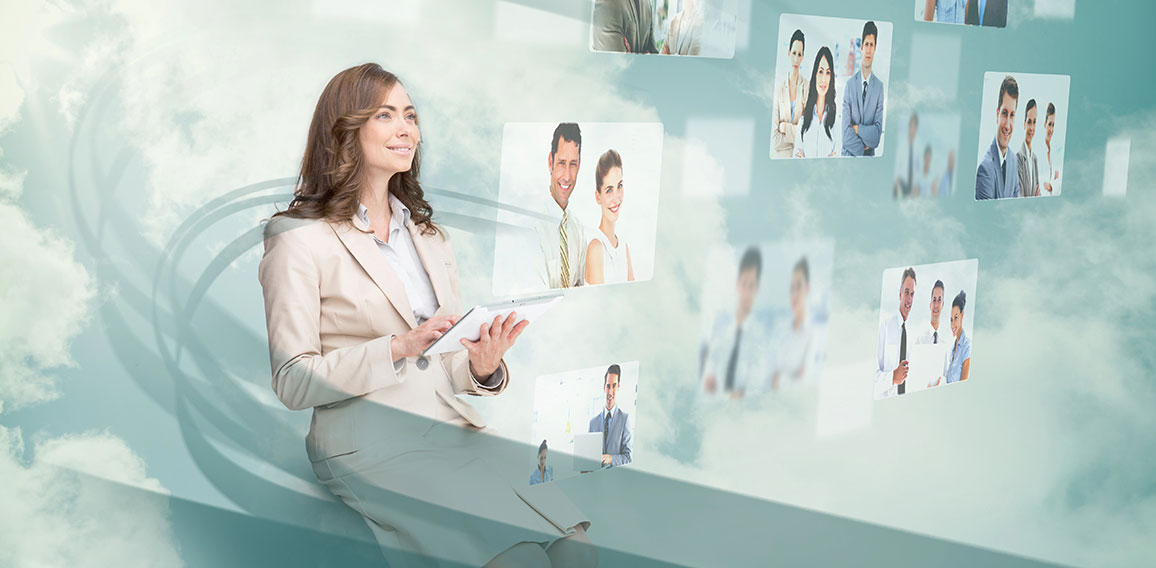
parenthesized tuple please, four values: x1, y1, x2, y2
(875, 259, 978, 400)
(492, 122, 663, 296)
(770, 14, 893, 159)
(893, 112, 961, 199)
(974, 72, 1069, 200)
(697, 241, 834, 401)
(915, 0, 1010, 27)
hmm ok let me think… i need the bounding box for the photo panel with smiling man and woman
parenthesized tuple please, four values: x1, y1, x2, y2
(974, 72, 1069, 200)
(770, 14, 893, 160)
(874, 259, 978, 400)
(492, 122, 663, 296)
(697, 240, 834, 402)
(529, 361, 639, 485)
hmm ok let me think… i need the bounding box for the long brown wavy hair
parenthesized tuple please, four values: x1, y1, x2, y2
(275, 63, 437, 235)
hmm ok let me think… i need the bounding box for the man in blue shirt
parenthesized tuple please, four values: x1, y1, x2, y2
(976, 75, 1021, 200)
(588, 364, 632, 467)
(842, 21, 885, 157)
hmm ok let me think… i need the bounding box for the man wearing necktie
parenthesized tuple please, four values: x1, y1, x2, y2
(916, 280, 949, 387)
(965, 0, 1008, 27)
(537, 123, 587, 288)
(975, 75, 1021, 200)
(702, 246, 767, 398)
(842, 21, 886, 157)
(588, 365, 632, 467)
(875, 267, 916, 399)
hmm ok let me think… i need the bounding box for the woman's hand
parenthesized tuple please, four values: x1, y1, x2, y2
(462, 312, 530, 379)
(391, 315, 459, 360)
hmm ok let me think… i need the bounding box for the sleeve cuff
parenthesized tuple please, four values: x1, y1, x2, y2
(470, 360, 506, 391)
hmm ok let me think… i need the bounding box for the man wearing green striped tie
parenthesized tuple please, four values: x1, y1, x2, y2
(539, 122, 587, 288)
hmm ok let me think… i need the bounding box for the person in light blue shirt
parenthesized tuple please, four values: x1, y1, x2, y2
(923, 0, 966, 24)
(841, 21, 885, 157)
(529, 440, 554, 485)
(945, 290, 971, 384)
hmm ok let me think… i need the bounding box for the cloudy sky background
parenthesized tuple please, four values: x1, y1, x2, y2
(2, 0, 1154, 566)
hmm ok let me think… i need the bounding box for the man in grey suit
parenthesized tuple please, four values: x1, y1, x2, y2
(588, 364, 632, 467)
(976, 75, 1021, 200)
(965, 0, 1008, 27)
(591, 0, 658, 54)
(842, 21, 885, 157)
(1016, 98, 1041, 197)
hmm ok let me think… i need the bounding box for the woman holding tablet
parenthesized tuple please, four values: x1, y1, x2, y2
(259, 63, 593, 568)
(585, 149, 635, 285)
(794, 46, 839, 158)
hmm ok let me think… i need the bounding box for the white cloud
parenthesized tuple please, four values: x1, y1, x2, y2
(0, 203, 96, 413)
(0, 426, 183, 568)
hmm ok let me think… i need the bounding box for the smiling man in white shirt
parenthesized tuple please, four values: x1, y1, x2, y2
(875, 267, 916, 399)
(535, 123, 587, 288)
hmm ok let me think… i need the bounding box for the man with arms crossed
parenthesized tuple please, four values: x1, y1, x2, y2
(842, 21, 885, 157)
(1017, 98, 1041, 197)
(876, 267, 916, 399)
(975, 75, 1021, 200)
(589, 364, 632, 467)
(537, 123, 587, 288)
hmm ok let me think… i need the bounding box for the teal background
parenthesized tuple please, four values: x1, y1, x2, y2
(1, 0, 1154, 566)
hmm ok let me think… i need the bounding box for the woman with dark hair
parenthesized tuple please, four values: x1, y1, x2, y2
(585, 149, 634, 285)
(945, 290, 971, 383)
(771, 256, 813, 390)
(259, 63, 593, 568)
(530, 440, 554, 485)
(772, 29, 808, 158)
(794, 46, 838, 158)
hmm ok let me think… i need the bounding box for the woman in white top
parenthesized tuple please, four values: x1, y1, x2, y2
(772, 29, 808, 158)
(794, 46, 838, 158)
(585, 149, 635, 285)
(1043, 102, 1062, 195)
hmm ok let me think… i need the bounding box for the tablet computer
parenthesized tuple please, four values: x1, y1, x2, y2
(421, 292, 564, 356)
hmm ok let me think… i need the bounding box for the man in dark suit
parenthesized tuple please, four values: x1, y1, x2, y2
(592, 0, 658, 54)
(976, 75, 1021, 200)
(588, 364, 632, 467)
(842, 21, 885, 157)
(966, 0, 1009, 27)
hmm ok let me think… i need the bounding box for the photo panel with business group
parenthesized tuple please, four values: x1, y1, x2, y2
(590, 0, 739, 58)
(914, 0, 1010, 28)
(529, 361, 639, 486)
(875, 259, 977, 401)
(893, 112, 961, 199)
(492, 122, 663, 296)
(769, 14, 893, 160)
(974, 72, 1069, 200)
(697, 240, 834, 401)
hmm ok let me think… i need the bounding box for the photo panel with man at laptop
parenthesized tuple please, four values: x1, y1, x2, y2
(974, 72, 1069, 200)
(697, 241, 833, 401)
(875, 259, 977, 400)
(769, 14, 893, 159)
(492, 122, 663, 296)
(590, 0, 739, 58)
(529, 362, 639, 485)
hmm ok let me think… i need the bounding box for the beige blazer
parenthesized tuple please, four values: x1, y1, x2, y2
(772, 73, 808, 158)
(258, 212, 508, 462)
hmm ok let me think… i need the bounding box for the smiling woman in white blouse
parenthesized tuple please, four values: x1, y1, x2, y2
(585, 149, 635, 285)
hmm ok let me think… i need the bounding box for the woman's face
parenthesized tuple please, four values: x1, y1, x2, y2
(789, 40, 804, 72)
(815, 56, 831, 97)
(595, 166, 624, 223)
(789, 268, 809, 321)
(538, 450, 547, 469)
(1045, 113, 1055, 144)
(950, 306, 962, 338)
(358, 84, 419, 178)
